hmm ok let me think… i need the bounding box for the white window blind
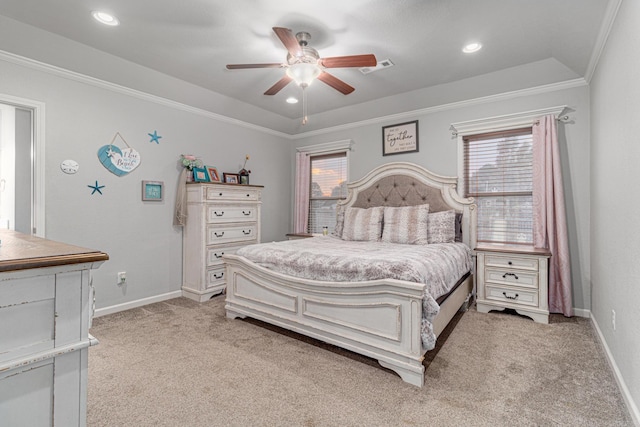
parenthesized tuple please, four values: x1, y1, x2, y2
(464, 127, 533, 245)
(308, 153, 347, 234)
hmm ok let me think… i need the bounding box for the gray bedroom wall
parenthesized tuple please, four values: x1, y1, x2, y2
(293, 85, 591, 314)
(0, 57, 292, 311)
(590, 0, 640, 419)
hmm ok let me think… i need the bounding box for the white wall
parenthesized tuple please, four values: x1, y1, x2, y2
(0, 57, 292, 310)
(590, 0, 640, 420)
(294, 84, 592, 313)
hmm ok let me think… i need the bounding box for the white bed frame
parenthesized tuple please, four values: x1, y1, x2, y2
(224, 162, 477, 387)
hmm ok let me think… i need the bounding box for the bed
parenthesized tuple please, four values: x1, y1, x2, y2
(224, 162, 477, 387)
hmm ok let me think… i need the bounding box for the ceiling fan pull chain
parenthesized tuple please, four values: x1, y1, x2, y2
(302, 85, 308, 125)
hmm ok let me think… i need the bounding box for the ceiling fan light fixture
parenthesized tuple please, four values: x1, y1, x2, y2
(463, 42, 482, 53)
(286, 97, 299, 104)
(286, 63, 322, 87)
(92, 11, 119, 26)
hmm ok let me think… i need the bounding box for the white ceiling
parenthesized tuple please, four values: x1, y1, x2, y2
(0, 0, 609, 129)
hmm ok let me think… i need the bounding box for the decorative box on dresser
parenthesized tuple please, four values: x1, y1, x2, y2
(182, 182, 263, 302)
(475, 245, 551, 324)
(0, 230, 108, 426)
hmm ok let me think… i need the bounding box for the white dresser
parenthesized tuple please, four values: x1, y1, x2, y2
(0, 230, 108, 427)
(182, 182, 263, 302)
(475, 245, 551, 324)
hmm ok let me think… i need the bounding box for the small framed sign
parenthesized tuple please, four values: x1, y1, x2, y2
(382, 120, 419, 156)
(142, 180, 164, 201)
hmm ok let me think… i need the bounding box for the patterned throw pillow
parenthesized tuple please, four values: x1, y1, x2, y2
(381, 205, 430, 244)
(341, 207, 384, 241)
(427, 210, 456, 244)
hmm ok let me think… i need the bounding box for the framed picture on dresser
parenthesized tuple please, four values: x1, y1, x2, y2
(206, 166, 220, 182)
(223, 173, 240, 184)
(193, 167, 210, 182)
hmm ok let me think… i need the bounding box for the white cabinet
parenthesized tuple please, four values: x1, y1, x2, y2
(475, 246, 550, 324)
(182, 183, 262, 302)
(0, 230, 107, 427)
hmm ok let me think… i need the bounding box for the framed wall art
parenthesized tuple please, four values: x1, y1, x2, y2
(192, 167, 210, 182)
(382, 120, 419, 156)
(142, 180, 164, 201)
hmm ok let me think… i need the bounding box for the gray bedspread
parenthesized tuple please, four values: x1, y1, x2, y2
(236, 236, 473, 350)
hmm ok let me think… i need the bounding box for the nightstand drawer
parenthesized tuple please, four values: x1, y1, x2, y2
(206, 205, 257, 223)
(485, 268, 538, 289)
(485, 284, 538, 307)
(484, 254, 538, 271)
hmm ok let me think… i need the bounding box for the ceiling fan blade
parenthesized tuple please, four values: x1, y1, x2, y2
(319, 54, 377, 68)
(226, 63, 284, 69)
(273, 27, 303, 58)
(264, 75, 293, 95)
(317, 72, 355, 95)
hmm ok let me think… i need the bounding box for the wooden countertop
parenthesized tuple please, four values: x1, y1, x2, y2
(0, 230, 109, 272)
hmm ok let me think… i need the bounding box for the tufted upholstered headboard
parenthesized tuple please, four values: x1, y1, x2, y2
(339, 162, 477, 249)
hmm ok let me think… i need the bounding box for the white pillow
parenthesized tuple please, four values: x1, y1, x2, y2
(341, 207, 384, 241)
(381, 204, 430, 244)
(428, 210, 456, 243)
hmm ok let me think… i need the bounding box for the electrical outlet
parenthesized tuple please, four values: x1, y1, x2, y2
(117, 271, 127, 285)
(612, 309, 616, 331)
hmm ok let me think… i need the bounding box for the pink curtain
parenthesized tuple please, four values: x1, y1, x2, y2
(532, 115, 573, 316)
(294, 152, 310, 233)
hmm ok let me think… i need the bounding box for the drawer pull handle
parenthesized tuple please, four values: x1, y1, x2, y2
(242, 230, 251, 235)
(503, 292, 519, 300)
(214, 211, 224, 216)
(214, 231, 225, 238)
(242, 210, 251, 216)
(502, 272, 519, 280)
(215, 252, 224, 259)
(246, 194, 250, 197)
(219, 193, 223, 196)
(508, 261, 513, 265)
(213, 272, 224, 279)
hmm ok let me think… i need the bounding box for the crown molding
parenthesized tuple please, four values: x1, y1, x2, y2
(0, 49, 291, 139)
(584, 0, 623, 83)
(291, 78, 587, 139)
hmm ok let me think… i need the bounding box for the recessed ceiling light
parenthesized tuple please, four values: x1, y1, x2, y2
(463, 42, 482, 53)
(286, 97, 299, 104)
(92, 11, 119, 26)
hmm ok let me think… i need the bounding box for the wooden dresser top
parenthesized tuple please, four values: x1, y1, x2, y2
(0, 230, 109, 272)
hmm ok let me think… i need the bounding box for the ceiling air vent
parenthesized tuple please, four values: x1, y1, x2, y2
(359, 59, 394, 75)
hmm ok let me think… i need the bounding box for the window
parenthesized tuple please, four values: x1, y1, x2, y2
(464, 128, 533, 245)
(308, 152, 347, 234)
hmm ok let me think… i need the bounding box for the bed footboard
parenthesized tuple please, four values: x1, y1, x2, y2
(224, 254, 429, 387)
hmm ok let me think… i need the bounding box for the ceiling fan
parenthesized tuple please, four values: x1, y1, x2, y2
(226, 27, 377, 124)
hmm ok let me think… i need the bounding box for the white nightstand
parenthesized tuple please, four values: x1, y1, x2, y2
(475, 245, 551, 324)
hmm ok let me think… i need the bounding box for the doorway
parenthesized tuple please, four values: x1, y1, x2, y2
(0, 95, 45, 236)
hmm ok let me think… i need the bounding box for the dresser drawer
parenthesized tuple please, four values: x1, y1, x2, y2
(206, 266, 226, 289)
(206, 244, 250, 267)
(485, 284, 538, 307)
(484, 267, 538, 289)
(205, 187, 259, 201)
(206, 205, 258, 223)
(484, 254, 538, 271)
(206, 224, 257, 245)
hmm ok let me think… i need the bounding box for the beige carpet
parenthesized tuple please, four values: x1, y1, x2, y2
(88, 296, 633, 426)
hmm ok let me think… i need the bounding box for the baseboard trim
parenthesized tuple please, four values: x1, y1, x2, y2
(573, 307, 591, 318)
(94, 291, 183, 318)
(591, 315, 640, 426)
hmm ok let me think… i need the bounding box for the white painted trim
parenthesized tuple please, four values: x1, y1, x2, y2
(296, 139, 354, 154)
(0, 93, 46, 237)
(591, 315, 640, 426)
(572, 307, 590, 319)
(450, 105, 567, 136)
(292, 79, 585, 139)
(0, 50, 291, 140)
(584, 0, 623, 83)
(93, 290, 182, 317)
